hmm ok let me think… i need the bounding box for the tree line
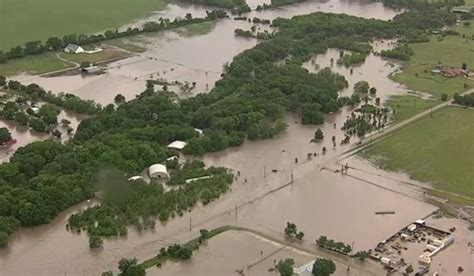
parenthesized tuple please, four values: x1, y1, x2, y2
(0, 10, 228, 67)
(453, 93, 474, 107)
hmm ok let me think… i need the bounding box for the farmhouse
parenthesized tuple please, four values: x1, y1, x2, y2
(64, 44, 85, 54)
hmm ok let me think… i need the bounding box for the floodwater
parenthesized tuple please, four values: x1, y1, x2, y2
(13, 0, 399, 105)
(303, 43, 409, 103)
(0, 1, 449, 276)
(0, 110, 83, 163)
(150, 230, 368, 276)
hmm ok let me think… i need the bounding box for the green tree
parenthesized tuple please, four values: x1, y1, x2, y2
(38, 104, 60, 125)
(0, 75, 6, 86)
(296, 231, 305, 240)
(14, 111, 29, 126)
(118, 258, 145, 276)
(314, 128, 324, 141)
(284, 222, 297, 238)
(46, 37, 63, 51)
(114, 94, 126, 104)
(277, 258, 295, 276)
(405, 265, 414, 274)
(441, 93, 448, 101)
(89, 235, 103, 249)
(0, 128, 12, 144)
(312, 258, 336, 276)
(369, 87, 377, 95)
(0, 231, 9, 247)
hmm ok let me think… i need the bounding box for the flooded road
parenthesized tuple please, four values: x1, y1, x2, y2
(13, 0, 398, 105)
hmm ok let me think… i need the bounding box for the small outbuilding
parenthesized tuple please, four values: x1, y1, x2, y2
(80, 65, 102, 74)
(128, 176, 144, 181)
(64, 44, 85, 54)
(149, 164, 169, 179)
(167, 140, 187, 150)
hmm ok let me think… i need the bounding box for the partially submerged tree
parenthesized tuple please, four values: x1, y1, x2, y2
(312, 258, 336, 276)
(277, 258, 295, 276)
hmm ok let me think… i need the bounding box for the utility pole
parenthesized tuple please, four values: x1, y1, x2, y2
(430, 107, 433, 118)
(189, 216, 192, 232)
(263, 165, 266, 178)
(235, 204, 238, 220)
(290, 169, 294, 183)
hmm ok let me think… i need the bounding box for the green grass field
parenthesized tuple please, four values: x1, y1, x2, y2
(361, 107, 474, 198)
(386, 95, 441, 123)
(173, 21, 216, 37)
(392, 21, 474, 97)
(0, 0, 166, 51)
(0, 52, 73, 76)
(104, 38, 148, 53)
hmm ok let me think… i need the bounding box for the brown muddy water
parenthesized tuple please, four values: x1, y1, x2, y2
(0, 113, 437, 275)
(149, 230, 368, 276)
(0, 1, 451, 276)
(13, 0, 399, 105)
(0, 110, 83, 163)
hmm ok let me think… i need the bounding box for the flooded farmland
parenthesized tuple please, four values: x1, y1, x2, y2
(1, 1, 464, 276)
(13, 0, 399, 105)
(149, 230, 380, 276)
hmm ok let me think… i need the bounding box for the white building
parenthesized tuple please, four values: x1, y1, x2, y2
(149, 164, 169, 179)
(64, 44, 85, 54)
(167, 140, 187, 150)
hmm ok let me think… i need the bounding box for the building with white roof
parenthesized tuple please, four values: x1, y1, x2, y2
(167, 140, 187, 150)
(149, 164, 169, 179)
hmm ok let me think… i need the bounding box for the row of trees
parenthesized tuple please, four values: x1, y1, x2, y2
(380, 44, 414, 61)
(316, 235, 353, 255)
(0, 10, 228, 66)
(453, 92, 474, 107)
(4, 79, 101, 115)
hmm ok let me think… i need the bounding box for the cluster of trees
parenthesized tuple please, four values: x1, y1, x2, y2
(352, 250, 370, 261)
(453, 92, 474, 107)
(234, 28, 272, 40)
(381, 44, 414, 60)
(316, 236, 352, 255)
(4, 80, 101, 115)
(255, 0, 306, 10)
(284, 222, 304, 240)
(0, 11, 228, 66)
(342, 106, 389, 136)
(0, 127, 12, 144)
(276, 258, 295, 276)
(68, 160, 233, 242)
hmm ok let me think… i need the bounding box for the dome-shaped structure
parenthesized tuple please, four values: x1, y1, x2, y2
(149, 164, 169, 179)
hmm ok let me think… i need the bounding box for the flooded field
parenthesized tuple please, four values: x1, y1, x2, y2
(149, 230, 372, 276)
(303, 43, 408, 103)
(13, 0, 399, 105)
(0, 110, 83, 163)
